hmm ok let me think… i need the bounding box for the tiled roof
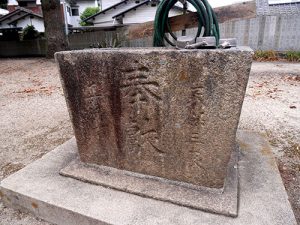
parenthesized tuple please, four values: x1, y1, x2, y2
(112, 0, 150, 18)
(0, 7, 42, 23)
(256, 0, 300, 15)
(83, 0, 129, 22)
(8, 12, 43, 25)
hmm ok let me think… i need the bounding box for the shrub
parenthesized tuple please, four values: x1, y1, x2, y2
(286, 51, 300, 62)
(80, 7, 100, 26)
(0, 29, 20, 41)
(0, 0, 7, 9)
(22, 25, 39, 40)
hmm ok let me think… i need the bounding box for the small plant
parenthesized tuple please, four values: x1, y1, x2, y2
(22, 25, 39, 40)
(80, 7, 100, 26)
(253, 50, 278, 61)
(89, 37, 122, 48)
(286, 51, 300, 62)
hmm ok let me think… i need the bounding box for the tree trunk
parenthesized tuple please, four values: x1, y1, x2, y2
(41, 0, 68, 58)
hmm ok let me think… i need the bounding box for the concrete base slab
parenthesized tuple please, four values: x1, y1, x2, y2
(0, 131, 297, 225)
(60, 147, 238, 217)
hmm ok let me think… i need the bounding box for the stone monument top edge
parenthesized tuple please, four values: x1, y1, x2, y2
(55, 46, 253, 58)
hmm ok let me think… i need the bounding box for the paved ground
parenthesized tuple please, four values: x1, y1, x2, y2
(0, 58, 299, 225)
(239, 61, 300, 224)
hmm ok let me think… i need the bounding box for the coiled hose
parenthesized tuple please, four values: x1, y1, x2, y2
(153, 0, 220, 47)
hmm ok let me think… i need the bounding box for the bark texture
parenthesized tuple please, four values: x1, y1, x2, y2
(41, 0, 68, 58)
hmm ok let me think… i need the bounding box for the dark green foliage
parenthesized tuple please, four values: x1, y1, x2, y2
(22, 25, 39, 40)
(79, 7, 100, 26)
(286, 51, 300, 62)
(254, 50, 300, 62)
(0, 0, 7, 9)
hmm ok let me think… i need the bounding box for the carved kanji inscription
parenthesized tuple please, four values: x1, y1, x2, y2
(56, 48, 253, 188)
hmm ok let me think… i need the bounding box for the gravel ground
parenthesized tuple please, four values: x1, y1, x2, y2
(0, 58, 72, 225)
(0, 58, 299, 225)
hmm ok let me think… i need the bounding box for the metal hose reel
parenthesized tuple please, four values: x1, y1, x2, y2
(153, 0, 236, 49)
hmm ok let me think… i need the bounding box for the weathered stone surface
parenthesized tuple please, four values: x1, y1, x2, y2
(55, 47, 253, 188)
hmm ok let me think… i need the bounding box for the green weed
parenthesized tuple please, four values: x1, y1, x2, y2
(253, 50, 278, 61)
(286, 51, 300, 62)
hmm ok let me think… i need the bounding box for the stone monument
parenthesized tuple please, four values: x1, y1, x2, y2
(56, 47, 252, 216)
(1, 47, 297, 225)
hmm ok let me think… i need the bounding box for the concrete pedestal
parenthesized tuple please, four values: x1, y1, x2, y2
(0, 131, 297, 225)
(59, 144, 239, 217)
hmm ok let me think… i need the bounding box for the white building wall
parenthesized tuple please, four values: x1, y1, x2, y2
(79, 1, 98, 14)
(92, 10, 118, 25)
(64, 2, 72, 25)
(123, 5, 181, 24)
(17, 17, 45, 32)
(64, 0, 99, 27)
(0, 23, 10, 28)
(101, 0, 122, 10)
(7, 0, 18, 6)
(68, 15, 80, 27)
(0, 11, 28, 28)
(92, 1, 150, 25)
(0, 8, 9, 15)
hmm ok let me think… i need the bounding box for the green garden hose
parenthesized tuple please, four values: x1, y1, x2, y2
(153, 0, 220, 47)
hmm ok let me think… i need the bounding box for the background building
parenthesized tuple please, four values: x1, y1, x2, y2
(62, 0, 100, 28)
(0, 8, 9, 16)
(0, 7, 44, 32)
(83, 0, 185, 27)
